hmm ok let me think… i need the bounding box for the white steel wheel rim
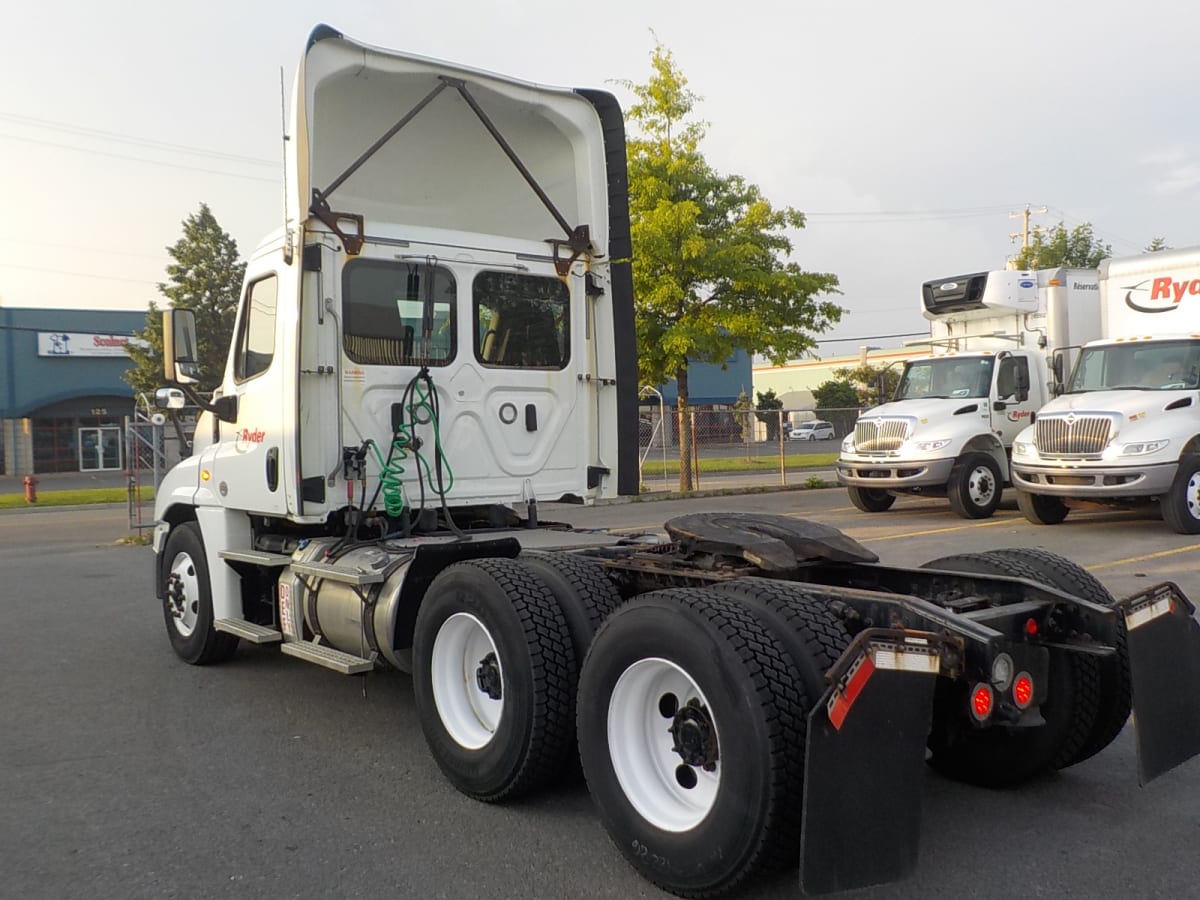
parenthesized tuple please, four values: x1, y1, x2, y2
(1186, 470, 1200, 520)
(431, 612, 503, 750)
(968, 465, 996, 507)
(608, 657, 720, 832)
(168, 551, 200, 638)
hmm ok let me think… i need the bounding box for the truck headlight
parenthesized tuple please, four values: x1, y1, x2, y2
(1120, 439, 1170, 456)
(913, 439, 951, 452)
(1013, 440, 1034, 459)
(841, 435, 855, 452)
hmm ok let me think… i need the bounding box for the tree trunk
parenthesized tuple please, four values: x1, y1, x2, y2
(676, 364, 693, 492)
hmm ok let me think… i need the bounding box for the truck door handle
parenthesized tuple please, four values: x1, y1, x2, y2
(525, 404, 538, 431)
(266, 447, 279, 491)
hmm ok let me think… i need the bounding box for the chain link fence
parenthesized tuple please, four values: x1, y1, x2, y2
(638, 406, 864, 493)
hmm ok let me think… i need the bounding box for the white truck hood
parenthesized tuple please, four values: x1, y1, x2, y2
(860, 397, 987, 424)
(1039, 389, 1194, 420)
(286, 25, 609, 249)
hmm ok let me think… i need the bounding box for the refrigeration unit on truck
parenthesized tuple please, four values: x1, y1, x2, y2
(836, 267, 1100, 519)
(151, 26, 1200, 898)
(1012, 246, 1200, 533)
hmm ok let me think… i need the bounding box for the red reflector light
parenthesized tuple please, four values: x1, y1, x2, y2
(1013, 672, 1034, 709)
(1024, 617, 1039, 636)
(970, 683, 993, 721)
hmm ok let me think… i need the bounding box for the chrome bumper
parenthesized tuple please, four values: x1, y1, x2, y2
(1011, 461, 1177, 497)
(836, 457, 956, 490)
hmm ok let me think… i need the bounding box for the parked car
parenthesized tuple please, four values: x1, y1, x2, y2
(790, 419, 835, 441)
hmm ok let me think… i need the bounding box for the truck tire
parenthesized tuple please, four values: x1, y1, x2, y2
(161, 522, 238, 665)
(1017, 489, 1070, 525)
(919, 552, 1101, 787)
(518, 552, 623, 655)
(946, 453, 1002, 519)
(847, 486, 895, 512)
(986, 548, 1131, 767)
(1161, 455, 1200, 534)
(413, 558, 576, 802)
(577, 587, 808, 897)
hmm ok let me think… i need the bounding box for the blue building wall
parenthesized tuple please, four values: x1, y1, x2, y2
(1, 307, 147, 417)
(650, 348, 753, 406)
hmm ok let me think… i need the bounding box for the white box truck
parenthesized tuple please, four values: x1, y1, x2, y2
(1012, 246, 1200, 533)
(837, 267, 1100, 518)
(149, 26, 1200, 897)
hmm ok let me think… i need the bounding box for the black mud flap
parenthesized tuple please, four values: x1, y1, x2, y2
(1116, 582, 1200, 784)
(800, 630, 946, 895)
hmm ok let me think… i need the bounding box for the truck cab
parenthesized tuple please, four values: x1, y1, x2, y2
(837, 267, 1099, 518)
(1011, 247, 1200, 533)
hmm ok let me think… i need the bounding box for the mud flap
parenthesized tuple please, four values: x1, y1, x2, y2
(1117, 582, 1200, 785)
(800, 630, 945, 895)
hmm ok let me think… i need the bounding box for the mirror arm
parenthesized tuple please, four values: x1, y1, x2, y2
(170, 381, 238, 424)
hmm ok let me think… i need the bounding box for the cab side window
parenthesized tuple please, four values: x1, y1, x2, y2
(234, 275, 278, 383)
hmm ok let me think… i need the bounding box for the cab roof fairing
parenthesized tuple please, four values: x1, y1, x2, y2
(284, 28, 612, 257)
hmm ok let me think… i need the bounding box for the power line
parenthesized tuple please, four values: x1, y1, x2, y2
(0, 132, 280, 184)
(0, 110, 276, 167)
(0, 262, 158, 285)
(0, 235, 168, 261)
(814, 330, 927, 345)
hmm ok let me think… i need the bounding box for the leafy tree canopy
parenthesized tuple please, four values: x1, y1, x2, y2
(621, 43, 842, 401)
(1145, 237, 1171, 253)
(831, 363, 901, 406)
(125, 203, 246, 398)
(813, 379, 861, 410)
(1012, 221, 1111, 270)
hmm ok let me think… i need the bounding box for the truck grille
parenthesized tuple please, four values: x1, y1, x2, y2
(854, 418, 912, 453)
(1035, 414, 1114, 458)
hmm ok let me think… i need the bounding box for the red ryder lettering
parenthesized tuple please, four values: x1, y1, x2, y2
(1150, 277, 1200, 303)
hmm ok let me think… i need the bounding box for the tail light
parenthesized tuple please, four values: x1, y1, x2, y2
(1012, 672, 1034, 709)
(970, 683, 993, 721)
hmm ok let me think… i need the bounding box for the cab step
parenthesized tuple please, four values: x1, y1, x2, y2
(214, 618, 282, 644)
(280, 640, 376, 675)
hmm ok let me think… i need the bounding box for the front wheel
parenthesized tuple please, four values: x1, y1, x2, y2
(1017, 489, 1070, 525)
(846, 485, 895, 512)
(947, 453, 1002, 519)
(161, 523, 238, 665)
(1161, 455, 1200, 534)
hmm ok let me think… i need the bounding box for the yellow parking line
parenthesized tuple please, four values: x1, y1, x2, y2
(1087, 543, 1200, 571)
(858, 516, 1023, 542)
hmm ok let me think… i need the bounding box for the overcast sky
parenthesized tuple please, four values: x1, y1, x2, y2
(2, 1, 1196, 356)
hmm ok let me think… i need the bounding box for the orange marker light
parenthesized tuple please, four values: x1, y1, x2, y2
(200, 470, 211, 482)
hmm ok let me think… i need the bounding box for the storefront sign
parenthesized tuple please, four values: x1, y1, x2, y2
(37, 332, 148, 358)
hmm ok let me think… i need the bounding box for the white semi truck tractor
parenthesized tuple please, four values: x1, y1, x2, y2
(837, 268, 1100, 519)
(1012, 246, 1200, 533)
(151, 26, 1200, 898)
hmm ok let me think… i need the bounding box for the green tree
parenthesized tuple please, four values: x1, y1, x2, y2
(754, 388, 785, 441)
(1145, 237, 1171, 253)
(622, 44, 842, 490)
(813, 379, 861, 436)
(125, 204, 246, 449)
(1012, 221, 1111, 270)
(832, 363, 901, 406)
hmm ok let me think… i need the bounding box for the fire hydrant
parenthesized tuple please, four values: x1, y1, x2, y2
(23, 475, 38, 504)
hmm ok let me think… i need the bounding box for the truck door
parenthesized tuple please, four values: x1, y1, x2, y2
(208, 271, 290, 516)
(991, 354, 1038, 449)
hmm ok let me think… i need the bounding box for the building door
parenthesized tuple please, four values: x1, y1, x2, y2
(79, 426, 122, 471)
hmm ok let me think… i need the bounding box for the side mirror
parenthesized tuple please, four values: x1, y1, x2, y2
(155, 387, 187, 410)
(163, 309, 200, 385)
(1013, 365, 1030, 403)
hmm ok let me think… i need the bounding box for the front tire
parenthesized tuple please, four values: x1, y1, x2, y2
(1161, 455, 1200, 534)
(1017, 489, 1070, 525)
(947, 452, 1002, 519)
(413, 558, 576, 802)
(847, 485, 895, 512)
(578, 588, 808, 897)
(161, 522, 238, 665)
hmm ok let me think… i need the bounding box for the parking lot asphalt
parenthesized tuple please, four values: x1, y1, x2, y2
(3, 489, 1199, 899)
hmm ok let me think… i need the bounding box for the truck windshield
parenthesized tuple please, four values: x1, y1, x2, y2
(1067, 340, 1200, 393)
(895, 357, 994, 400)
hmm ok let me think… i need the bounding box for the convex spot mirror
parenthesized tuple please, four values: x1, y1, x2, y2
(155, 388, 187, 410)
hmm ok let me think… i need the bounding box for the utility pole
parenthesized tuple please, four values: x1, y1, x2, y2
(1009, 204, 1048, 249)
